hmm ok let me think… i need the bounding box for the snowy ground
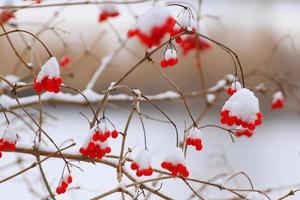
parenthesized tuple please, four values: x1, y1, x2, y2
(0, 99, 300, 200)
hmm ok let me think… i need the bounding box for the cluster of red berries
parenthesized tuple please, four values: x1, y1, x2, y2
(234, 129, 253, 137)
(186, 137, 203, 151)
(92, 129, 118, 142)
(161, 161, 189, 177)
(220, 110, 262, 131)
(56, 175, 73, 195)
(98, 11, 119, 22)
(34, 76, 62, 94)
(227, 88, 238, 96)
(179, 36, 212, 55)
(160, 56, 178, 68)
(128, 17, 175, 48)
(271, 99, 284, 110)
(0, 10, 15, 24)
(79, 140, 111, 159)
(0, 138, 16, 158)
(130, 162, 153, 177)
(79, 128, 118, 159)
(59, 55, 71, 68)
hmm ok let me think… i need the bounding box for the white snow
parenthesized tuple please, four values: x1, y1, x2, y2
(36, 57, 60, 82)
(254, 83, 267, 92)
(133, 149, 152, 169)
(165, 147, 185, 164)
(222, 88, 260, 122)
(230, 81, 242, 91)
(188, 127, 202, 139)
(206, 93, 216, 104)
(224, 74, 235, 81)
(117, 180, 127, 190)
(207, 79, 227, 92)
(164, 48, 177, 60)
(133, 4, 171, 35)
(0, 74, 19, 89)
(272, 91, 284, 103)
(86, 53, 114, 90)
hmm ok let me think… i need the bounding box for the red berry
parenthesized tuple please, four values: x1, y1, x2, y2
(67, 176, 72, 184)
(111, 130, 118, 138)
(131, 162, 138, 170)
(104, 131, 110, 139)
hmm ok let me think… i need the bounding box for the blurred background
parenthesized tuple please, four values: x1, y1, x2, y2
(1, 0, 300, 199)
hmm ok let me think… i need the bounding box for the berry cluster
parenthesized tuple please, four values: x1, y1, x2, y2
(130, 150, 153, 177)
(221, 88, 262, 130)
(186, 138, 202, 151)
(79, 124, 118, 159)
(34, 57, 62, 94)
(127, 5, 175, 48)
(56, 175, 73, 195)
(271, 91, 284, 110)
(161, 148, 189, 177)
(234, 128, 253, 137)
(160, 48, 178, 68)
(161, 161, 189, 177)
(131, 162, 153, 177)
(0, 10, 15, 24)
(0, 138, 16, 158)
(98, 4, 119, 22)
(98, 11, 119, 22)
(79, 140, 111, 159)
(59, 55, 71, 68)
(92, 128, 118, 142)
(221, 110, 262, 131)
(34, 76, 62, 93)
(128, 17, 175, 48)
(186, 128, 203, 151)
(0, 125, 18, 158)
(179, 36, 212, 55)
(272, 99, 284, 110)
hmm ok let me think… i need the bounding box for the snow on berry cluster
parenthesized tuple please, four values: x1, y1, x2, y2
(227, 81, 242, 96)
(98, 4, 120, 22)
(179, 35, 212, 55)
(56, 174, 73, 195)
(171, 11, 196, 44)
(221, 88, 262, 131)
(59, 55, 71, 68)
(127, 4, 175, 48)
(79, 123, 118, 159)
(34, 57, 62, 94)
(0, 1, 15, 24)
(0, 10, 15, 24)
(161, 148, 189, 177)
(160, 48, 178, 68)
(271, 91, 284, 110)
(234, 126, 253, 138)
(186, 127, 203, 151)
(130, 149, 153, 177)
(0, 124, 17, 158)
